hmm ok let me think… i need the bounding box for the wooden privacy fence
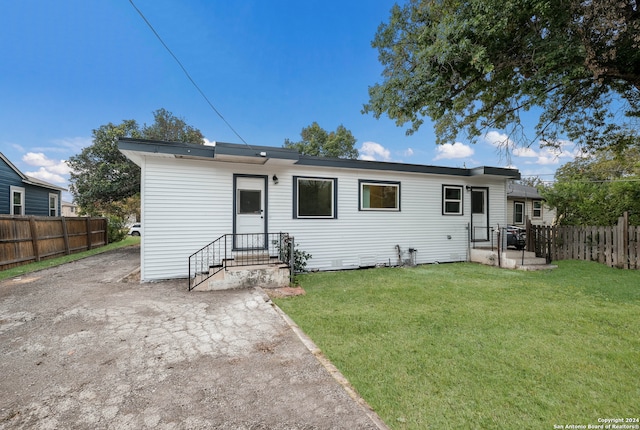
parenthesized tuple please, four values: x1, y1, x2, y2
(0, 215, 108, 271)
(527, 213, 640, 269)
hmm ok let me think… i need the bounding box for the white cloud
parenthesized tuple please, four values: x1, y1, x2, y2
(483, 131, 515, 148)
(22, 152, 72, 182)
(359, 141, 391, 161)
(403, 148, 414, 157)
(22, 152, 72, 174)
(203, 138, 216, 146)
(25, 167, 66, 184)
(512, 147, 538, 158)
(49, 137, 91, 153)
(434, 142, 474, 160)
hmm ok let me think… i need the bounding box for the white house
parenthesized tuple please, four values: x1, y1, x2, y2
(506, 183, 556, 227)
(118, 138, 520, 282)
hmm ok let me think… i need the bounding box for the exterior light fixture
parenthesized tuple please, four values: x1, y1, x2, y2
(272, 174, 279, 184)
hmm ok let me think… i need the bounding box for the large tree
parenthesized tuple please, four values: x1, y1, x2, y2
(68, 109, 204, 217)
(363, 0, 640, 151)
(541, 145, 640, 225)
(284, 122, 359, 159)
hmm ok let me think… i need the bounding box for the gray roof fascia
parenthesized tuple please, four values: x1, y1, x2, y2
(24, 176, 67, 191)
(470, 166, 521, 180)
(117, 138, 521, 179)
(214, 142, 300, 161)
(297, 155, 521, 179)
(118, 138, 215, 158)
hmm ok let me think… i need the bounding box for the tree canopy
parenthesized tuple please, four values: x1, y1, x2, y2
(283, 122, 359, 159)
(363, 0, 640, 152)
(541, 145, 640, 225)
(68, 109, 204, 217)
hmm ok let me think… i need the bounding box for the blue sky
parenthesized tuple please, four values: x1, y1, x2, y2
(1, 0, 579, 201)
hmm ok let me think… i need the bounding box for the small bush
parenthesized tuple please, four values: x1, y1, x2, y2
(107, 215, 128, 243)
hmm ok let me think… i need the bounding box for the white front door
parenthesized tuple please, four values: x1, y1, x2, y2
(234, 175, 266, 249)
(471, 188, 489, 241)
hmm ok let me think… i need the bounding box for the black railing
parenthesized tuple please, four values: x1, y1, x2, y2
(188, 232, 290, 291)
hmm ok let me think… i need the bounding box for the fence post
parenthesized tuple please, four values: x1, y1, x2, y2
(617, 212, 629, 269)
(289, 236, 295, 285)
(86, 217, 92, 250)
(28, 216, 40, 262)
(61, 217, 70, 255)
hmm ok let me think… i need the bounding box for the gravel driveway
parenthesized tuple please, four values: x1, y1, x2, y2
(0, 246, 385, 429)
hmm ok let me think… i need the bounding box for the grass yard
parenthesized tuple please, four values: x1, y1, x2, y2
(273, 261, 640, 430)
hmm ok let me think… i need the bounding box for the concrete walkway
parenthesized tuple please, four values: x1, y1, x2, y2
(0, 246, 387, 430)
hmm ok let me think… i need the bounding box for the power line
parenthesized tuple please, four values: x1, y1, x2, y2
(128, 0, 250, 147)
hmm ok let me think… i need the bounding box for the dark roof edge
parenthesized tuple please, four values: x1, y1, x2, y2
(118, 137, 215, 158)
(117, 138, 520, 179)
(298, 155, 520, 179)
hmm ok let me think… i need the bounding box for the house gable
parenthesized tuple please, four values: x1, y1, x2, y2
(1, 152, 65, 216)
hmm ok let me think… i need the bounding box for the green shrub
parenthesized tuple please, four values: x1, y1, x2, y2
(107, 215, 128, 243)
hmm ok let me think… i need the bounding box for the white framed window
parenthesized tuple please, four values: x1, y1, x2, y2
(49, 193, 59, 216)
(532, 200, 542, 218)
(514, 201, 525, 224)
(294, 176, 337, 219)
(10, 186, 25, 215)
(442, 185, 463, 215)
(359, 180, 400, 211)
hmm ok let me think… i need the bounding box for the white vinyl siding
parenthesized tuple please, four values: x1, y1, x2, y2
(136, 155, 511, 280)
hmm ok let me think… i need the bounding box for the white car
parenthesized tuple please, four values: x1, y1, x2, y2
(128, 223, 141, 236)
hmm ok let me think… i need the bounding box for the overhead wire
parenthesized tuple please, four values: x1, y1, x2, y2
(128, 0, 251, 148)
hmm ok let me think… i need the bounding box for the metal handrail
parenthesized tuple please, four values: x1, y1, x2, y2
(188, 232, 289, 291)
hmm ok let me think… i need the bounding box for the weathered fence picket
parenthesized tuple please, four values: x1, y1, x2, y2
(0, 215, 108, 271)
(527, 212, 639, 270)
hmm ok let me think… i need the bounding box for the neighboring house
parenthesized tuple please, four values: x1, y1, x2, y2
(506, 182, 556, 227)
(1, 152, 65, 216)
(119, 138, 521, 282)
(62, 200, 78, 217)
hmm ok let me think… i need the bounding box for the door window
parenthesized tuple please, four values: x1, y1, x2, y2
(238, 190, 261, 214)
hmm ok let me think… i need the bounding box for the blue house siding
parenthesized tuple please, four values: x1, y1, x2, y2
(0, 159, 25, 213)
(1, 153, 64, 216)
(24, 185, 60, 216)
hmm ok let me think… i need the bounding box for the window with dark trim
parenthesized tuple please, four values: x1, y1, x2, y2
(514, 201, 524, 224)
(442, 185, 463, 215)
(294, 176, 337, 218)
(359, 180, 400, 211)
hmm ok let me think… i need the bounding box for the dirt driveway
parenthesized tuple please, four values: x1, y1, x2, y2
(0, 246, 385, 429)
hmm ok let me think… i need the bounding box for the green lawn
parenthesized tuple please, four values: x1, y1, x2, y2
(273, 261, 640, 430)
(0, 236, 140, 281)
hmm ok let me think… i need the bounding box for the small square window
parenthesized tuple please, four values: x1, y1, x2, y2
(238, 190, 261, 214)
(442, 185, 463, 215)
(533, 200, 542, 218)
